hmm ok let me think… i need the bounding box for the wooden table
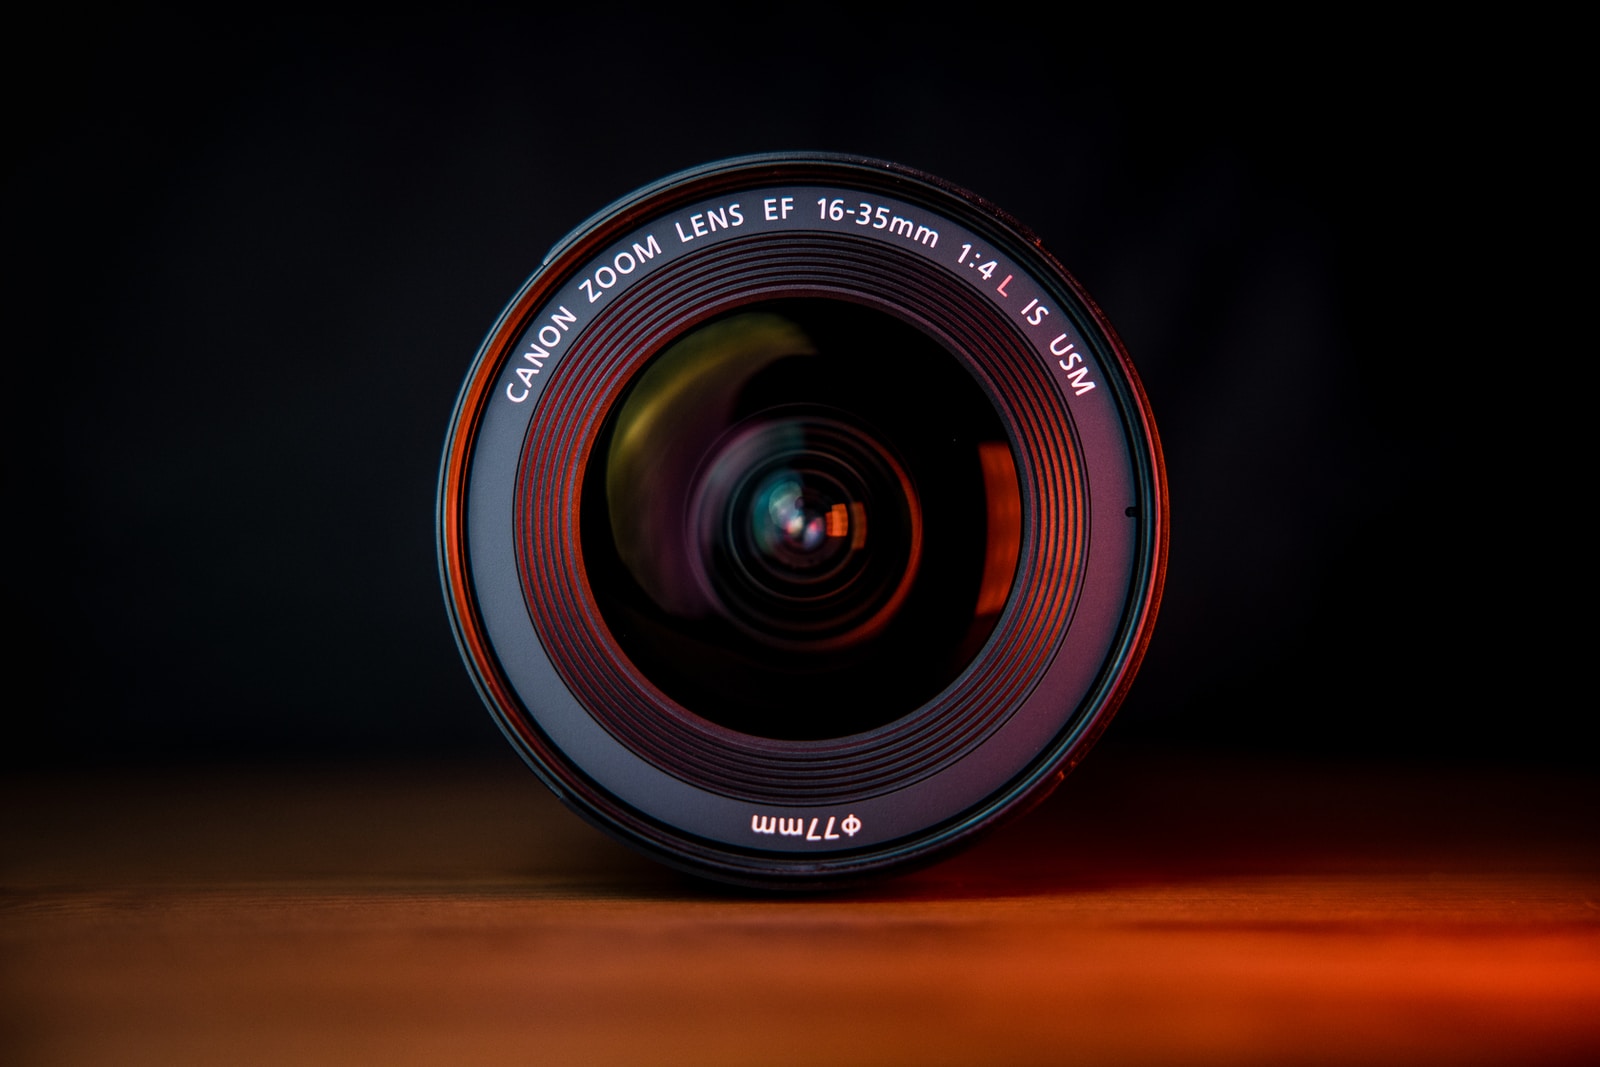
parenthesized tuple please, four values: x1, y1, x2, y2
(4, 749, 1596, 1065)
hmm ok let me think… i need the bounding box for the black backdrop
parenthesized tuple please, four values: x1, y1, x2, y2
(6, 11, 1573, 768)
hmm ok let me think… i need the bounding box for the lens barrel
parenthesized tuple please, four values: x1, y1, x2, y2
(439, 154, 1166, 887)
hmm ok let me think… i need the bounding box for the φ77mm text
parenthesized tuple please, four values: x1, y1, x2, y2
(750, 812, 863, 842)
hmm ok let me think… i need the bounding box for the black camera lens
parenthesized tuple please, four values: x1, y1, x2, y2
(439, 154, 1166, 887)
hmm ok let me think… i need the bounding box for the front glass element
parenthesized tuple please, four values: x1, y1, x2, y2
(581, 299, 1021, 740)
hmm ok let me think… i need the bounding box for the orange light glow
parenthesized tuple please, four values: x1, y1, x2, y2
(974, 441, 1022, 617)
(827, 503, 850, 539)
(848, 502, 868, 549)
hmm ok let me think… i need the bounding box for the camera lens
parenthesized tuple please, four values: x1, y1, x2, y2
(439, 154, 1166, 887)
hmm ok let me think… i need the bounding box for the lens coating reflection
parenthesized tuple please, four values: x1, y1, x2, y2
(582, 300, 1019, 740)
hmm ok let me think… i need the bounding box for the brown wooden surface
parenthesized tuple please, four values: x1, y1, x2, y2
(4, 751, 1597, 1066)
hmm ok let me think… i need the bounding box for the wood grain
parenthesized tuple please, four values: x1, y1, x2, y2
(4, 751, 1596, 1066)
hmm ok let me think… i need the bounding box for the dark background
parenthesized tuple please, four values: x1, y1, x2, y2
(4, 11, 1573, 770)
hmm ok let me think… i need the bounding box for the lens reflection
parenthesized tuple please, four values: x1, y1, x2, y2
(582, 300, 1019, 740)
(756, 475, 827, 559)
(695, 409, 921, 650)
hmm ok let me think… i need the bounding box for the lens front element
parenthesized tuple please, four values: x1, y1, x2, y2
(587, 303, 1011, 740)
